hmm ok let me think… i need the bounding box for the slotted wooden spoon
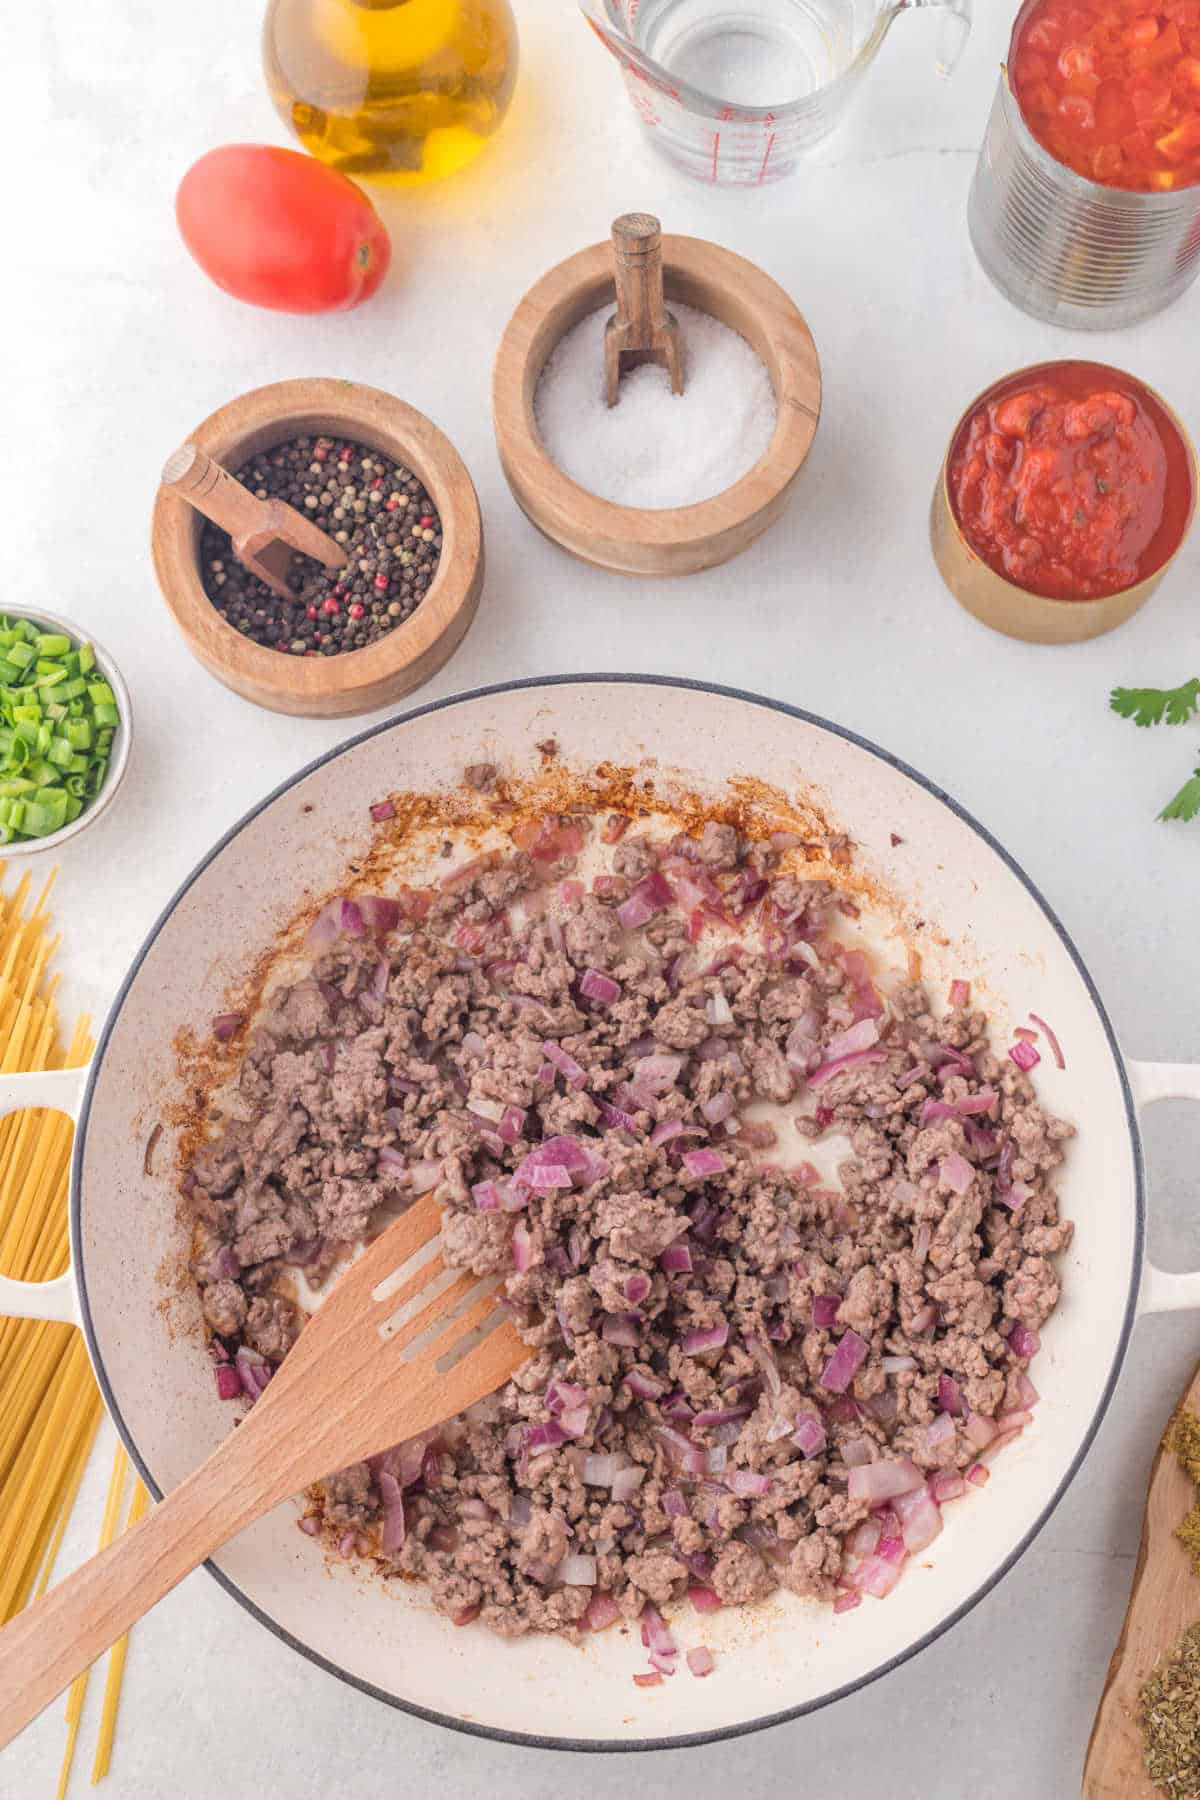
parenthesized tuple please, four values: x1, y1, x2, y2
(0, 1195, 526, 1750)
(1083, 1359, 1200, 1797)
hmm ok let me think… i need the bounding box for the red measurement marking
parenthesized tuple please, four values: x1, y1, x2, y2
(757, 132, 776, 182)
(712, 131, 721, 180)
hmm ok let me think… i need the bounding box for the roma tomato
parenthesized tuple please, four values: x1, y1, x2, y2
(176, 145, 391, 313)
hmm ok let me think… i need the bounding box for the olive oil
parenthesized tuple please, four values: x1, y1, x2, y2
(264, 0, 518, 185)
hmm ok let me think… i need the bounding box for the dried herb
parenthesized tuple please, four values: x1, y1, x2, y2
(1141, 1622, 1200, 1796)
(1167, 1408, 1200, 1574)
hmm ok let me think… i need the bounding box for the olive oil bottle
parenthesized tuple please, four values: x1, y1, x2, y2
(264, 0, 518, 185)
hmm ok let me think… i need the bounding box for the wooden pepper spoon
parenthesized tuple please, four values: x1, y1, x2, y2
(160, 441, 348, 601)
(1083, 1359, 1200, 1797)
(604, 213, 685, 407)
(0, 1194, 527, 1750)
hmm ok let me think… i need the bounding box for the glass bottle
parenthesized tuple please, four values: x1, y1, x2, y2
(263, 0, 518, 185)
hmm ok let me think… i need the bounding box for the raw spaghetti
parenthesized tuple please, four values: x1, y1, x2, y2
(0, 868, 145, 1788)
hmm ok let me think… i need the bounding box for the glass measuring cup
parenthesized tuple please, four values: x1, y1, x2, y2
(580, 0, 972, 184)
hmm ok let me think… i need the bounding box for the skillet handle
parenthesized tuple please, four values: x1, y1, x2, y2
(0, 1064, 89, 1328)
(1129, 1060, 1200, 1316)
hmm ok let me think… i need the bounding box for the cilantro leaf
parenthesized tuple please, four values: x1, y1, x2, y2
(1160, 763, 1200, 824)
(1111, 677, 1200, 728)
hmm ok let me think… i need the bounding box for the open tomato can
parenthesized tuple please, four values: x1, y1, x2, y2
(969, 3, 1200, 330)
(930, 360, 1197, 645)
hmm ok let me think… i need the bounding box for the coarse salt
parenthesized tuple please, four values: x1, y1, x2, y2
(534, 302, 778, 510)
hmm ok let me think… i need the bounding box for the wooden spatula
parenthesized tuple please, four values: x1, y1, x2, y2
(604, 213, 685, 407)
(0, 1195, 527, 1750)
(1083, 1359, 1200, 1798)
(160, 441, 348, 601)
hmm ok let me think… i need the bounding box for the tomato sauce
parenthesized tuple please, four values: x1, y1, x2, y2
(1010, 0, 1200, 191)
(948, 362, 1194, 600)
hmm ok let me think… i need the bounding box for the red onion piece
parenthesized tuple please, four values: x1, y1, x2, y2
(948, 979, 971, 1007)
(833, 1588, 862, 1614)
(653, 1425, 708, 1478)
(687, 1647, 716, 1678)
(847, 1458, 924, 1505)
(602, 1313, 643, 1348)
(582, 1591, 621, 1632)
(793, 1415, 827, 1459)
(378, 1470, 406, 1552)
(850, 1555, 902, 1599)
(659, 1242, 693, 1276)
(820, 1328, 869, 1394)
(212, 1012, 246, 1042)
(617, 871, 673, 930)
(633, 1670, 663, 1688)
(580, 968, 622, 1006)
(812, 1295, 841, 1329)
(612, 1465, 646, 1503)
(662, 1487, 688, 1519)
(725, 1470, 771, 1498)
(542, 1040, 588, 1089)
(824, 1017, 881, 1061)
(1008, 1323, 1041, 1360)
(634, 1053, 685, 1094)
(624, 1272, 652, 1306)
(966, 1463, 990, 1487)
(626, 1367, 665, 1400)
(807, 1048, 889, 1091)
(369, 799, 396, 822)
(931, 1471, 966, 1504)
(682, 1149, 727, 1179)
(214, 1363, 242, 1400)
(688, 1585, 721, 1615)
(938, 1374, 964, 1417)
(939, 1152, 974, 1195)
(1009, 1039, 1040, 1072)
(1028, 1012, 1065, 1069)
(555, 1553, 598, 1585)
(925, 1410, 956, 1449)
(682, 1322, 728, 1356)
(877, 1535, 906, 1565)
(512, 1221, 533, 1272)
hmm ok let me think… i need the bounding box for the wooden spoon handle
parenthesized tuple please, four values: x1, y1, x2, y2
(160, 442, 277, 543)
(0, 1430, 281, 1750)
(611, 213, 669, 338)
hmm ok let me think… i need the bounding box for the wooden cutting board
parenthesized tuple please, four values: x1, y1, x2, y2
(1083, 1360, 1200, 1797)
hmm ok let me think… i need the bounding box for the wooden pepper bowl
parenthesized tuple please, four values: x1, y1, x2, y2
(151, 379, 484, 718)
(492, 235, 822, 577)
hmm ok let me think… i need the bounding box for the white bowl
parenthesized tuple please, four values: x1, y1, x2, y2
(0, 605, 132, 857)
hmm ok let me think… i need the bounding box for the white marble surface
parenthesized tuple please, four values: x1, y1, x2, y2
(5, 0, 1200, 1794)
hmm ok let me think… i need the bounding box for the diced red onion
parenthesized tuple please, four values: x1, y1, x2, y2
(877, 1535, 906, 1566)
(602, 1312, 643, 1348)
(369, 799, 396, 822)
(931, 1471, 966, 1504)
(847, 1458, 924, 1505)
(499, 1105, 527, 1145)
(659, 1242, 693, 1276)
(812, 1295, 841, 1330)
(833, 1588, 862, 1614)
(612, 1466, 646, 1503)
(687, 1647, 715, 1678)
(1009, 1039, 1040, 1072)
(472, 1180, 504, 1212)
(793, 1415, 827, 1459)
(582, 1453, 626, 1487)
(378, 1471, 406, 1552)
(409, 1159, 443, 1193)
(298, 1514, 320, 1536)
(582, 1592, 621, 1632)
(580, 968, 621, 1006)
(925, 1411, 955, 1449)
(358, 896, 401, 934)
(234, 1345, 273, 1402)
(633, 1670, 663, 1688)
(849, 1517, 882, 1558)
(653, 1426, 708, 1478)
(622, 1273, 651, 1307)
(683, 1322, 728, 1355)
(706, 993, 734, 1027)
(897, 1492, 942, 1555)
(995, 1408, 1033, 1434)
(821, 1329, 869, 1394)
(635, 1053, 685, 1094)
(555, 1553, 598, 1586)
(338, 1530, 357, 1559)
(688, 1585, 721, 1616)
(963, 1413, 997, 1450)
(682, 1149, 727, 1179)
(212, 1012, 245, 1042)
(1028, 1012, 1064, 1070)
(939, 1152, 974, 1195)
(705, 1445, 728, 1474)
(214, 1364, 242, 1400)
(850, 1555, 902, 1599)
(948, 979, 971, 1008)
(725, 1470, 771, 1498)
(546, 1379, 588, 1416)
(824, 1017, 881, 1061)
(840, 1435, 873, 1468)
(1008, 1323, 1041, 1360)
(626, 1368, 665, 1400)
(468, 1095, 506, 1124)
(541, 1040, 588, 1088)
(938, 1374, 963, 1417)
(881, 1355, 917, 1374)
(807, 1048, 889, 1090)
(512, 1221, 533, 1272)
(662, 1487, 688, 1520)
(640, 1605, 677, 1657)
(525, 1419, 567, 1453)
(617, 871, 673, 930)
(966, 1463, 989, 1487)
(693, 1405, 751, 1430)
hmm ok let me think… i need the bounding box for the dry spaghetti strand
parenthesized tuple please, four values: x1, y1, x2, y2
(0, 866, 141, 1789)
(90, 1479, 149, 1784)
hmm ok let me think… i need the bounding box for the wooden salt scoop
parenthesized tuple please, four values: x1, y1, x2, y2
(1083, 1359, 1200, 1797)
(160, 441, 348, 601)
(0, 1193, 527, 1750)
(605, 213, 685, 407)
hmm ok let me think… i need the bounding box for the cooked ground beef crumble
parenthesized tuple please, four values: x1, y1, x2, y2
(185, 808, 1073, 1647)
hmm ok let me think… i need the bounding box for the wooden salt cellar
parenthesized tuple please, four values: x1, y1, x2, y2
(152, 380, 484, 719)
(1083, 1359, 1200, 1797)
(493, 222, 822, 578)
(605, 214, 684, 407)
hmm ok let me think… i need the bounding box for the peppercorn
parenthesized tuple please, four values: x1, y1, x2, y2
(198, 433, 442, 657)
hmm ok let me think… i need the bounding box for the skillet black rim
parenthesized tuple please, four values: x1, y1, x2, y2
(71, 673, 1145, 1755)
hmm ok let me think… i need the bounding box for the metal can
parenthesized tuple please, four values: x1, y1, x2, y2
(930, 362, 1197, 646)
(968, 69, 1200, 331)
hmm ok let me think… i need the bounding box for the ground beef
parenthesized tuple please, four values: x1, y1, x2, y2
(185, 797, 1074, 1646)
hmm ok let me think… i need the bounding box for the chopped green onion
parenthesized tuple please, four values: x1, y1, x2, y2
(0, 617, 119, 838)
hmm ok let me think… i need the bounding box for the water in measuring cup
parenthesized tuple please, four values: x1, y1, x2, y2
(631, 0, 857, 107)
